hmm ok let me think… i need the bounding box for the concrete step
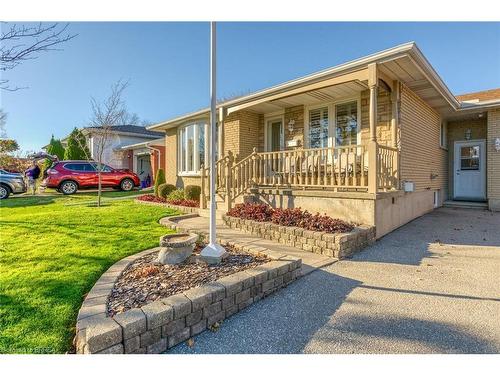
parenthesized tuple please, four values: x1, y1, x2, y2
(198, 208, 227, 219)
(443, 200, 488, 210)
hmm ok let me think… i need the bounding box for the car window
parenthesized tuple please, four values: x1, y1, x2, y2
(63, 163, 84, 171)
(92, 163, 113, 172)
(81, 163, 96, 172)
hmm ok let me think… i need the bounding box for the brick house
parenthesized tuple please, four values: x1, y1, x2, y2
(148, 42, 500, 238)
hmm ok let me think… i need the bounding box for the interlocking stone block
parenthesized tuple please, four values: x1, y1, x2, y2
(207, 310, 225, 327)
(113, 308, 147, 339)
(185, 309, 203, 326)
(168, 327, 190, 348)
(217, 274, 243, 297)
(203, 301, 222, 319)
(235, 288, 251, 305)
(96, 343, 124, 354)
(261, 279, 275, 293)
(161, 294, 191, 319)
(141, 300, 173, 330)
(130, 347, 147, 354)
(221, 295, 235, 310)
(162, 318, 186, 337)
(244, 268, 268, 285)
(274, 275, 284, 288)
(124, 336, 140, 354)
(140, 327, 161, 347)
(183, 287, 213, 311)
(238, 298, 253, 311)
(201, 282, 226, 302)
(85, 318, 122, 353)
(190, 319, 207, 336)
(147, 338, 167, 354)
(225, 304, 238, 318)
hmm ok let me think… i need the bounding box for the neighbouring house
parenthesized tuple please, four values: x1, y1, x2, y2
(147, 42, 500, 238)
(46, 125, 164, 187)
(120, 137, 165, 186)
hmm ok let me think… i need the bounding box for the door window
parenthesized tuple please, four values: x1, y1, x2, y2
(460, 146, 480, 170)
(268, 120, 282, 151)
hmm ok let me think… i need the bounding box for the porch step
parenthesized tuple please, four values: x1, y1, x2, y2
(198, 208, 227, 219)
(443, 200, 488, 210)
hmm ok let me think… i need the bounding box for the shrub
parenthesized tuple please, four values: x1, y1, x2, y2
(226, 203, 274, 222)
(153, 168, 166, 196)
(167, 188, 185, 201)
(184, 185, 201, 201)
(157, 183, 176, 199)
(226, 203, 353, 234)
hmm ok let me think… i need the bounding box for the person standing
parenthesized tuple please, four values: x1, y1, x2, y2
(25, 161, 41, 195)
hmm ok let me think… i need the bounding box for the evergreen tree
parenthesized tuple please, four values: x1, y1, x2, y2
(154, 168, 166, 196)
(46, 135, 65, 160)
(64, 128, 90, 160)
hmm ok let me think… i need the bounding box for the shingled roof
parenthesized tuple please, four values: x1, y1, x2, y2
(456, 88, 500, 102)
(86, 125, 163, 137)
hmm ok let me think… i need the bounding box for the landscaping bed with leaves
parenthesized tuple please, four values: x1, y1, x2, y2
(226, 203, 354, 233)
(107, 243, 270, 316)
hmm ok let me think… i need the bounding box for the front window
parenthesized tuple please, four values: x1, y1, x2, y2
(178, 122, 207, 174)
(308, 107, 329, 148)
(335, 101, 358, 146)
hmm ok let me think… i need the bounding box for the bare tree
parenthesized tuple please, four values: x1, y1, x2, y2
(87, 80, 128, 207)
(1, 22, 77, 91)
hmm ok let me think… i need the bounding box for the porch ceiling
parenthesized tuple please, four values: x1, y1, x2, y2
(245, 80, 368, 113)
(378, 55, 455, 117)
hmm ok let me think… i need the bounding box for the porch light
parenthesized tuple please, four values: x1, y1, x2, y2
(288, 119, 295, 133)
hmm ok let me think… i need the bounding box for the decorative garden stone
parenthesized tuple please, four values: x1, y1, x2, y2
(157, 233, 199, 265)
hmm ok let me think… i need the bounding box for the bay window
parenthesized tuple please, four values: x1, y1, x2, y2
(178, 122, 208, 174)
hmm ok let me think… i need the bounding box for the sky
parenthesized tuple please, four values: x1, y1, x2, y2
(1, 22, 499, 152)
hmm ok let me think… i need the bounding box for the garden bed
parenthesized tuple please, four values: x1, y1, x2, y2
(107, 243, 270, 316)
(75, 230, 302, 354)
(224, 203, 375, 259)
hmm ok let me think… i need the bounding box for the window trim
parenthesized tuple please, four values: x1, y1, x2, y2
(304, 95, 361, 148)
(439, 120, 448, 150)
(177, 121, 209, 176)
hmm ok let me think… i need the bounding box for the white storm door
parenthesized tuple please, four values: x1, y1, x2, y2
(453, 140, 486, 200)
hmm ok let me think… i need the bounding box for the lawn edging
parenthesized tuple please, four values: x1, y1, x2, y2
(75, 213, 302, 354)
(134, 198, 200, 214)
(222, 214, 375, 259)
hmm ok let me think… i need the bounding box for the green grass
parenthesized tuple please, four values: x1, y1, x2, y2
(0, 193, 177, 353)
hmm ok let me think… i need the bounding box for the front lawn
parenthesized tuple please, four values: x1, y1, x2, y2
(0, 194, 177, 353)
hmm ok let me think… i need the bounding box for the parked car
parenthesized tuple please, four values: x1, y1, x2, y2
(42, 161, 140, 195)
(0, 169, 27, 199)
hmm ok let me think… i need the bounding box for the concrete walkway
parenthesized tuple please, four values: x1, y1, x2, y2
(168, 208, 500, 354)
(170, 215, 337, 275)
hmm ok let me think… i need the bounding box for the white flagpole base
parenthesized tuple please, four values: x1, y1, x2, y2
(200, 242, 227, 264)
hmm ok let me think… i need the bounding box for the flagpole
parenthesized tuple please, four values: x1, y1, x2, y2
(201, 21, 226, 264)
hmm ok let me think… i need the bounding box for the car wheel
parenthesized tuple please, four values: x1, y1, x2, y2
(120, 178, 134, 191)
(0, 184, 10, 199)
(60, 180, 78, 195)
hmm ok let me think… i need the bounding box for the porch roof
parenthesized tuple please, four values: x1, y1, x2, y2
(147, 42, 498, 130)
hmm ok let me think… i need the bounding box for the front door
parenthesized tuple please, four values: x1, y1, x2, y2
(267, 118, 283, 152)
(453, 140, 486, 200)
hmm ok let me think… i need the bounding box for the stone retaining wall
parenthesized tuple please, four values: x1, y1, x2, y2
(222, 215, 376, 259)
(75, 240, 301, 354)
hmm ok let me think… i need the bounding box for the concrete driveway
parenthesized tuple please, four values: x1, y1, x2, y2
(169, 208, 500, 354)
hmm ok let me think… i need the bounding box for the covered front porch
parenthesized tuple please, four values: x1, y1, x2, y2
(201, 63, 401, 211)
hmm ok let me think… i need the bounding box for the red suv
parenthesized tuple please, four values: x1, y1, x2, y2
(43, 161, 140, 195)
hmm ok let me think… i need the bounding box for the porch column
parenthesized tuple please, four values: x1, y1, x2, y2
(368, 63, 378, 143)
(218, 107, 226, 157)
(368, 63, 378, 194)
(391, 80, 401, 187)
